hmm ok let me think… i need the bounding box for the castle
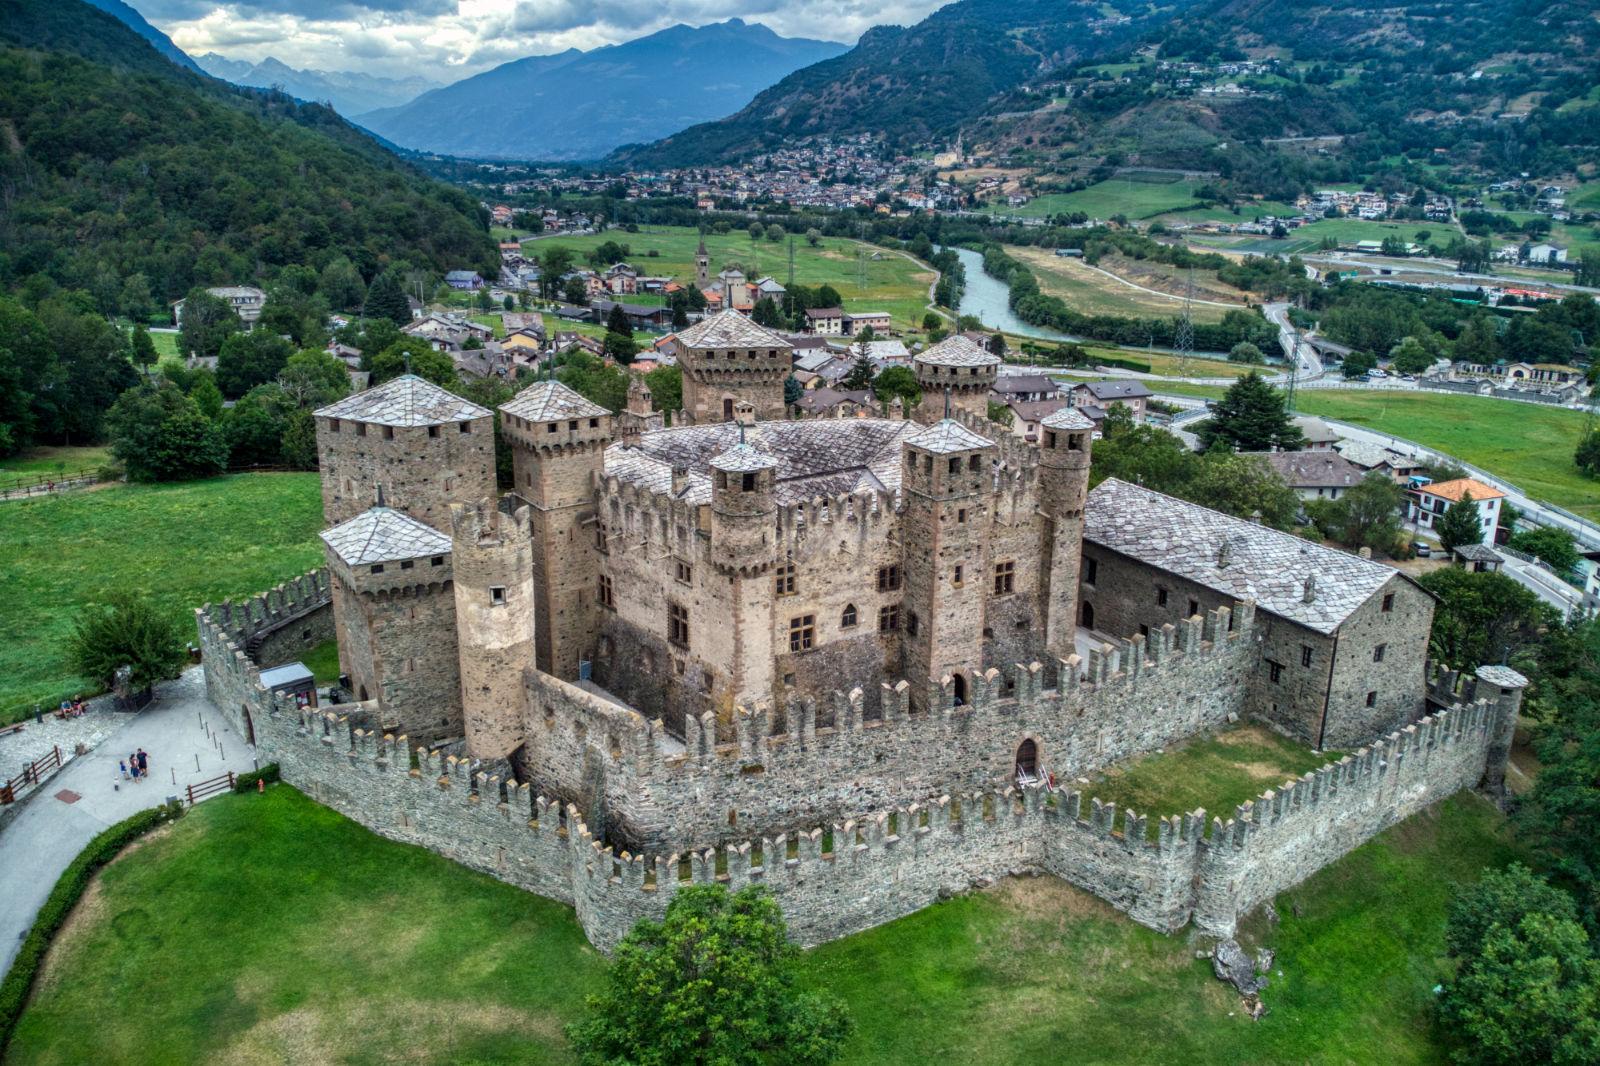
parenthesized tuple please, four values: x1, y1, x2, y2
(196, 310, 1506, 950)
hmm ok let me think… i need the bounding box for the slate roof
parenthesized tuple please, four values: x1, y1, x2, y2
(604, 418, 918, 505)
(1453, 543, 1502, 562)
(915, 335, 1000, 368)
(906, 418, 994, 454)
(709, 442, 779, 473)
(1335, 440, 1418, 469)
(1476, 664, 1529, 688)
(315, 374, 489, 428)
(992, 373, 1059, 395)
(320, 507, 451, 567)
(675, 310, 792, 350)
(1040, 407, 1095, 430)
(1083, 478, 1400, 635)
(501, 381, 609, 422)
(1074, 379, 1152, 401)
(1291, 415, 1341, 445)
(1250, 451, 1365, 489)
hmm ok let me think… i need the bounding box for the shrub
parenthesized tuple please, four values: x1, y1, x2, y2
(234, 763, 281, 793)
(0, 804, 183, 1053)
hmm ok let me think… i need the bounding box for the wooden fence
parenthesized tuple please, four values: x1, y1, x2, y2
(185, 771, 235, 805)
(1, 745, 64, 805)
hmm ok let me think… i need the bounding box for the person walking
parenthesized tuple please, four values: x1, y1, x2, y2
(136, 749, 149, 778)
(118, 759, 129, 781)
(128, 753, 140, 783)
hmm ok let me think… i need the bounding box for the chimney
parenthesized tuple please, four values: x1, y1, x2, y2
(1358, 546, 1372, 560)
(1250, 509, 1263, 525)
(670, 461, 690, 497)
(1302, 574, 1317, 603)
(1216, 537, 1232, 569)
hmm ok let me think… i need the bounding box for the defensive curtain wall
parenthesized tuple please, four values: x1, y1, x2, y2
(197, 575, 1521, 953)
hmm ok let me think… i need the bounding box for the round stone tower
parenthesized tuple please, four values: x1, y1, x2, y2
(673, 310, 792, 425)
(451, 498, 536, 764)
(912, 336, 1000, 424)
(1036, 407, 1095, 662)
(708, 439, 779, 576)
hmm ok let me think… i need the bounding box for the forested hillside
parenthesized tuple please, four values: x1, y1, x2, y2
(0, 0, 498, 307)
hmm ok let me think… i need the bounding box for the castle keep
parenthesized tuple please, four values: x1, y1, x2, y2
(199, 309, 1482, 950)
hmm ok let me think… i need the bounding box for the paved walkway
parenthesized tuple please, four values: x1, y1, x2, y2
(0, 668, 254, 980)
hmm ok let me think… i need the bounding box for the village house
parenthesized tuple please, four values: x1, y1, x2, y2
(445, 270, 485, 291)
(991, 373, 1062, 405)
(793, 387, 876, 418)
(1335, 440, 1426, 482)
(171, 285, 266, 328)
(1001, 397, 1074, 444)
(804, 307, 846, 335)
(1067, 379, 1152, 421)
(1407, 478, 1505, 544)
(1290, 416, 1342, 451)
(843, 310, 892, 334)
(1250, 451, 1366, 502)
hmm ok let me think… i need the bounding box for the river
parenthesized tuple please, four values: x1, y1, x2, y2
(943, 246, 1085, 344)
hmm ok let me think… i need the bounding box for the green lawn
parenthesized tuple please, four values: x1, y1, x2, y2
(301, 638, 342, 685)
(1081, 725, 1341, 835)
(9, 786, 1519, 1065)
(0, 474, 324, 723)
(149, 330, 180, 359)
(522, 226, 937, 330)
(0, 446, 112, 481)
(989, 179, 1204, 221)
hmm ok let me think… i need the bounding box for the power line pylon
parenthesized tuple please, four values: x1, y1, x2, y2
(1174, 266, 1195, 378)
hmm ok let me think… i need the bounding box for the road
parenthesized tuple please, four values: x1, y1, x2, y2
(1494, 550, 1588, 616)
(1302, 252, 1600, 296)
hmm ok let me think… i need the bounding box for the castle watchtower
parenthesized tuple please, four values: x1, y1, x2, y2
(617, 375, 662, 445)
(501, 381, 614, 680)
(899, 418, 996, 706)
(314, 374, 494, 530)
(451, 499, 536, 764)
(710, 439, 780, 706)
(911, 336, 1000, 424)
(673, 310, 791, 425)
(1037, 407, 1094, 661)
(694, 233, 710, 292)
(320, 505, 460, 740)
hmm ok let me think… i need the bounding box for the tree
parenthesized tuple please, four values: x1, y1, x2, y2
(1436, 492, 1485, 552)
(567, 885, 851, 1066)
(604, 330, 638, 365)
(364, 272, 413, 326)
(225, 383, 296, 467)
(280, 349, 352, 406)
(130, 325, 158, 377)
(1342, 350, 1377, 379)
(784, 374, 803, 407)
(1510, 526, 1580, 574)
(1576, 430, 1600, 478)
(178, 288, 241, 360)
(748, 222, 764, 242)
(765, 223, 785, 243)
(216, 329, 294, 399)
(1416, 568, 1555, 672)
(318, 256, 366, 310)
(987, 400, 1015, 428)
(1388, 336, 1435, 375)
(1307, 473, 1404, 552)
(805, 227, 821, 247)
(67, 593, 186, 694)
(752, 297, 783, 329)
(841, 356, 876, 391)
(606, 304, 632, 337)
(646, 365, 683, 414)
(1455, 315, 1501, 365)
(988, 333, 1007, 357)
(872, 366, 920, 410)
(556, 351, 629, 412)
(1228, 342, 1265, 365)
(188, 372, 225, 421)
(369, 341, 456, 387)
(921, 312, 941, 332)
(475, 287, 494, 312)
(563, 276, 589, 306)
(816, 285, 843, 309)
(1197, 372, 1305, 452)
(1188, 453, 1300, 530)
(1089, 424, 1199, 496)
(105, 383, 229, 482)
(1438, 866, 1600, 1066)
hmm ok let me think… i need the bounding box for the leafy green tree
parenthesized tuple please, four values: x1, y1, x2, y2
(364, 273, 413, 326)
(556, 351, 629, 412)
(606, 304, 632, 337)
(1576, 430, 1600, 478)
(1089, 423, 1199, 496)
(1189, 452, 1300, 530)
(805, 228, 821, 247)
(567, 885, 850, 1066)
(67, 593, 186, 694)
(1306, 473, 1404, 552)
(178, 288, 241, 360)
(922, 312, 941, 331)
(130, 325, 158, 376)
(783, 374, 803, 407)
(281, 409, 319, 470)
(106, 383, 229, 482)
(1455, 315, 1501, 365)
(1341, 350, 1377, 379)
(816, 285, 843, 309)
(1438, 866, 1600, 1066)
(752, 297, 783, 329)
(604, 331, 638, 365)
(841, 356, 876, 391)
(280, 349, 352, 406)
(1436, 492, 1485, 552)
(216, 329, 294, 399)
(1510, 526, 1580, 574)
(225, 383, 296, 467)
(1416, 568, 1555, 672)
(646, 365, 683, 414)
(1228, 341, 1265, 364)
(766, 223, 786, 243)
(369, 341, 456, 387)
(1388, 336, 1435, 375)
(563, 276, 589, 306)
(503, 294, 515, 311)
(258, 285, 330, 347)
(475, 287, 494, 312)
(539, 248, 575, 299)
(987, 401, 1015, 428)
(872, 366, 920, 410)
(188, 372, 224, 421)
(1197, 372, 1305, 452)
(318, 256, 366, 310)
(748, 222, 764, 242)
(120, 273, 154, 323)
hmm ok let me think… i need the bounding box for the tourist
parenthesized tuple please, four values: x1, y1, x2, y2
(118, 759, 128, 781)
(128, 753, 140, 783)
(136, 749, 149, 777)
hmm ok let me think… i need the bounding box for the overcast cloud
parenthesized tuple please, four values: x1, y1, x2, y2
(137, 0, 948, 80)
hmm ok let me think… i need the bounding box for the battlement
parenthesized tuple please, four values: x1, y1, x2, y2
(945, 406, 1040, 475)
(201, 570, 331, 644)
(450, 497, 533, 547)
(775, 488, 897, 538)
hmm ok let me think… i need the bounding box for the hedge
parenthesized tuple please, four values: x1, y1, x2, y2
(234, 763, 280, 793)
(1097, 355, 1154, 373)
(0, 802, 184, 1054)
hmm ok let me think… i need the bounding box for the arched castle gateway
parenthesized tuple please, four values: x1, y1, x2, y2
(199, 320, 1475, 951)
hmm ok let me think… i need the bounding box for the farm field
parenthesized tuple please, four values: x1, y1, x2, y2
(8, 784, 1517, 1065)
(0, 474, 324, 723)
(1153, 200, 1299, 225)
(1006, 246, 1237, 323)
(0, 446, 112, 480)
(519, 226, 937, 330)
(988, 178, 1204, 220)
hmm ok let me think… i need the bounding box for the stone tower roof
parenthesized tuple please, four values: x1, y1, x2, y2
(1084, 478, 1401, 635)
(501, 380, 609, 422)
(315, 374, 489, 428)
(905, 418, 994, 454)
(320, 506, 452, 567)
(675, 309, 792, 350)
(1040, 407, 1095, 430)
(914, 335, 1000, 368)
(709, 442, 779, 472)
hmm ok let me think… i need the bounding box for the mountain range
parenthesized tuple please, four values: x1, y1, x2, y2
(355, 19, 849, 162)
(194, 53, 441, 117)
(80, 0, 203, 74)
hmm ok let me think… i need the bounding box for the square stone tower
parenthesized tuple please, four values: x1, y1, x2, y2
(673, 310, 791, 424)
(912, 336, 1000, 424)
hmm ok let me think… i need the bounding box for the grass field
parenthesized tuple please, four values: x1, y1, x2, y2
(988, 179, 1204, 221)
(0, 446, 112, 480)
(149, 330, 180, 359)
(521, 227, 936, 330)
(9, 786, 1519, 1065)
(0, 474, 324, 723)
(1007, 246, 1237, 324)
(301, 638, 342, 684)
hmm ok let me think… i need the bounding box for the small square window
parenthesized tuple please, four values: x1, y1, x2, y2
(431, 555, 444, 566)
(382, 425, 394, 440)
(329, 419, 341, 433)
(490, 586, 506, 605)
(370, 563, 384, 574)
(878, 605, 899, 632)
(1188, 598, 1199, 617)
(1268, 661, 1283, 684)
(1382, 593, 1395, 612)
(400, 559, 414, 570)
(355, 422, 367, 437)
(788, 615, 815, 653)
(428, 425, 439, 438)
(775, 561, 796, 596)
(957, 508, 967, 524)
(589, 417, 599, 428)
(1157, 588, 1168, 607)
(675, 560, 693, 585)
(460, 422, 471, 434)
(1366, 691, 1378, 708)
(877, 565, 901, 592)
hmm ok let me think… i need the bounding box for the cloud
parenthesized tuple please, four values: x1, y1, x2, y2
(140, 0, 950, 80)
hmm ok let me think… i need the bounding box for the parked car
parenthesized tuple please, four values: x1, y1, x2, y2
(1412, 541, 1432, 557)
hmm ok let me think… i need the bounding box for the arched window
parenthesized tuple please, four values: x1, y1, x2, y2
(951, 672, 967, 707)
(1080, 601, 1095, 630)
(841, 604, 858, 629)
(1015, 738, 1038, 778)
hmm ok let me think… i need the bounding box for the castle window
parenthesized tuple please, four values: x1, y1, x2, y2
(356, 422, 367, 437)
(953, 565, 964, 587)
(400, 560, 414, 570)
(598, 575, 614, 609)
(596, 522, 609, 554)
(742, 472, 757, 492)
(1268, 661, 1283, 684)
(1085, 558, 1098, 586)
(329, 419, 340, 433)
(370, 564, 384, 574)
(460, 422, 471, 434)
(775, 561, 796, 596)
(841, 604, 858, 628)
(1382, 593, 1395, 612)
(568, 420, 578, 431)
(1044, 430, 1055, 449)
(968, 454, 980, 472)
(906, 612, 919, 637)
(1366, 691, 1378, 708)
(589, 418, 599, 428)
(923, 456, 932, 475)
(675, 560, 693, 585)
(668, 603, 690, 647)
(1373, 643, 1387, 663)
(1067, 433, 1083, 451)
(382, 425, 394, 440)
(1301, 645, 1313, 668)
(877, 565, 901, 592)
(1188, 598, 1199, 617)
(1157, 588, 1168, 607)
(948, 457, 960, 475)
(957, 508, 967, 524)
(788, 615, 815, 653)
(428, 425, 439, 438)
(547, 422, 558, 433)
(490, 586, 506, 605)
(878, 605, 899, 632)
(993, 560, 1015, 595)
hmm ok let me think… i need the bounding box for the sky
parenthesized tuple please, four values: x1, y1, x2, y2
(135, 0, 952, 81)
